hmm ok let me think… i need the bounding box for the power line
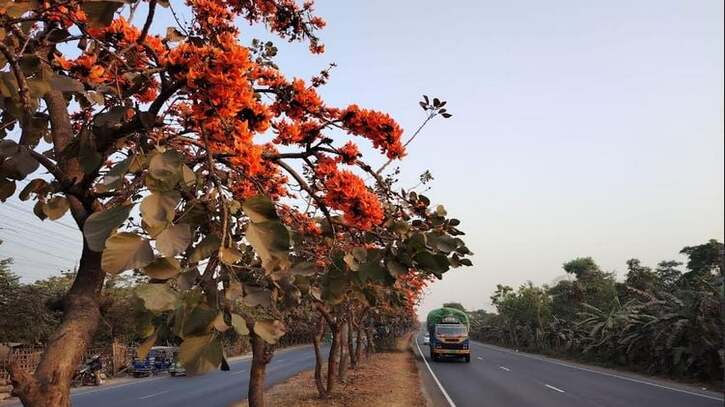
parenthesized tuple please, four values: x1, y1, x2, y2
(1, 239, 78, 263)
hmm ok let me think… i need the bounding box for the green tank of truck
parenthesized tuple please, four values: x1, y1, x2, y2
(426, 307, 471, 362)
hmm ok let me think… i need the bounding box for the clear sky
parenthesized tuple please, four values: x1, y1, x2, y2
(1, 1, 723, 316)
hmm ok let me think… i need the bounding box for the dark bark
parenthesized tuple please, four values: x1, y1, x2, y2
(326, 324, 340, 393)
(347, 319, 356, 369)
(10, 242, 104, 407)
(247, 332, 273, 407)
(337, 320, 349, 383)
(312, 319, 327, 398)
(355, 325, 364, 364)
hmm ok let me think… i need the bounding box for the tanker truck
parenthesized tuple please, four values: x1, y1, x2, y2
(426, 307, 471, 362)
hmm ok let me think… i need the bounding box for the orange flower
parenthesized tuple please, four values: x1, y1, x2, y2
(340, 104, 405, 159)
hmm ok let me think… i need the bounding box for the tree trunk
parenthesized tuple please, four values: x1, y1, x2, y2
(347, 320, 356, 369)
(338, 321, 349, 383)
(366, 327, 375, 356)
(355, 326, 364, 364)
(9, 242, 104, 407)
(247, 332, 272, 407)
(326, 324, 340, 393)
(312, 320, 327, 398)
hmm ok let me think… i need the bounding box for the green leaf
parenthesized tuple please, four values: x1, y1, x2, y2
(83, 204, 133, 252)
(212, 312, 230, 332)
(147, 150, 182, 190)
(219, 246, 243, 265)
(80, 0, 125, 28)
(253, 320, 286, 345)
(143, 257, 181, 280)
(156, 223, 192, 257)
(43, 196, 69, 220)
(231, 313, 248, 336)
(386, 259, 408, 278)
(179, 303, 217, 337)
(246, 221, 290, 273)
(32, 200, 46, 220)
(413, 252, 450, 278)
(242, 285, 272, 308)
(140, 192, 180, 236)
(136, 283, 178, 312)
(18, 178, 47, 201)
(179, 334, 223, 375)
(102, 232, 154, 274)
(2, 148, 39, 180)
(0, 179, 15, 202)
(189, 234, 221, 263)
(242, 195, 279, 222)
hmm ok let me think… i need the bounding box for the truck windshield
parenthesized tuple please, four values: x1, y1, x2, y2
(436, 325, 467, 336)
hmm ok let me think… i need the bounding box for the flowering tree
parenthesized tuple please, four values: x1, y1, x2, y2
(0, 1, 469, 406)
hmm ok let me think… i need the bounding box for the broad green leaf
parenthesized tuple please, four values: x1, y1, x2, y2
(43, 196, 69, 220)
(386, 259, 408, 278)
(413, 251, 450, 278)
(80, 0, 125, 28)
(102, 232, 154, 274)
(219, 246, 243, 265)
(189, 234, 221, 263)
(18, 178, 47, 201)
(143, 257, 181, 280)
(246, 221, 290, 273)
(242, 195, 279, 222)
(83, 204, 133, 252)
(79, 131, 102, 174)
(231, 313, 248, 336)
(0, 179, 15, 202)
(253, 320, 286, 345)
(242, 285, 272, 308)
(156, 223, 192, 257)
(290, 262, 318, 276)
(3, 148, 39, 180)
(136, 283, 177, 312)
(180, 303, 217, 337)
(140, 192, 180, 234)
(212, 313, 230, 332)
(49, 74, 84, 93)
(224, 280, 242, 301)
(181, 164, 196, 187)
(179, 334, 223, 375)
(148, 149, 182, 189)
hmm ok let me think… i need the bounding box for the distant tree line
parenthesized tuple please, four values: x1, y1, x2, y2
(465, 239, 723, 383)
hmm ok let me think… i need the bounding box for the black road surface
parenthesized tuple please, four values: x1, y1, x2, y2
(3, 344, 326, 407)
(414, 332, 723, 407)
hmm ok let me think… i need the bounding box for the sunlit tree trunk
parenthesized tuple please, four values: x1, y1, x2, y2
(337, 320, 349, 382)
(247, 332, 272, 407)
(312, 319, 327, 398)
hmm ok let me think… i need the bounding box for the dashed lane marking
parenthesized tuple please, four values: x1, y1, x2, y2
(545, 384, 565, 393)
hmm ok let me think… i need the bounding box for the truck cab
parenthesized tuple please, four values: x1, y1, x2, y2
(430, 316, 471, 362)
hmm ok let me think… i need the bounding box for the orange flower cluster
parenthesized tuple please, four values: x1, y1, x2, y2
(339, 105, 405, 159)
(272, 119, 321, 145)
(39, 1, 87, 28)
(321, 170, 384, 231)
(271, 79, 324, 120)
(337, 141, 360, 164)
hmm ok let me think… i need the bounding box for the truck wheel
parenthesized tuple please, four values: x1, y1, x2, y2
(464, 355, 471, 363)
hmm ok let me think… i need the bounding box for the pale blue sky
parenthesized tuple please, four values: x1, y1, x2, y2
(1, 1, 723, 315)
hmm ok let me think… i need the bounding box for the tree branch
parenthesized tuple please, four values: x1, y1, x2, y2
(273, 159, 335, 235)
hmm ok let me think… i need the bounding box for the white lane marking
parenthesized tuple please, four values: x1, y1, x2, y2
(476, 357, 484, 361)
(545, 384, 565, 393)
(499, 366, 510, 372)
(138, 390, 169, 400)
(473, 342, 723, 402)
(414, 336, 457, 407)
(230, 370, 247, 376)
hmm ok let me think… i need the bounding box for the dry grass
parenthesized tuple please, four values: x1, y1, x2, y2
(236, 349, 426, 407)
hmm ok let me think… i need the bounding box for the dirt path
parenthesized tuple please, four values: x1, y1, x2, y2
(238, 350, 426, 407)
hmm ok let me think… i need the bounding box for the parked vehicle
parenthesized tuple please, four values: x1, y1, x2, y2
(169, 349, 186, 377)
(426, 307, 471, 362)
(423, 333, 430, 345)
(132, 346, 175, 377)
(72, 354, 103, 386)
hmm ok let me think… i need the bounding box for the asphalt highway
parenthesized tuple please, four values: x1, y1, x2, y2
(3, 344, 326, 407)
(414, 332, 723, 407)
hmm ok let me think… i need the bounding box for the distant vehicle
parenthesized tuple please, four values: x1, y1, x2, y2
(132, 346, 176, 377)
(423, 333, 430, 345)
(169, 349, 186, 377)
(426, 307, 471, 363)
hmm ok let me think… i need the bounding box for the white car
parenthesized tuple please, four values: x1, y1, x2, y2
(423, 333, 430, 345)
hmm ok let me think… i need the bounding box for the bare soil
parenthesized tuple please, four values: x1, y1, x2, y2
(235, 349, 426, 407)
